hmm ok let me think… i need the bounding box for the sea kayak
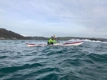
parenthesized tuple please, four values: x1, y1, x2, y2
(62, 41, 83, 46)
(26, 43, 46, 47)
(26, 41, 83, 47)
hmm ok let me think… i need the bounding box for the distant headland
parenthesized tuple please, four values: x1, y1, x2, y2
(0, 28, 107, 42)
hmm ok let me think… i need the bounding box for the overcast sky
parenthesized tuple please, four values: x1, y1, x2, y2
(0, 0, 107, 38)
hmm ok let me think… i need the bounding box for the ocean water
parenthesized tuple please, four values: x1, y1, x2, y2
(0, 40, 107, 80)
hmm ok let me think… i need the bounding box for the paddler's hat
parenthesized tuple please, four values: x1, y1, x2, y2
(53, 35, 56, 38)
(51, 35, 56, 39)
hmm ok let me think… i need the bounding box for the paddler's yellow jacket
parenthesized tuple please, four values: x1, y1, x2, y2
(47, 38, 57, 45)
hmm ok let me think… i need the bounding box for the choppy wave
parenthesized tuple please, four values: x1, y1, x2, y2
(0, 40, 107, 80)
(68, 39, 102, 42)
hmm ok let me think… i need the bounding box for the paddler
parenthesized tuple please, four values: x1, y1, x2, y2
(47, 35, 57, 45)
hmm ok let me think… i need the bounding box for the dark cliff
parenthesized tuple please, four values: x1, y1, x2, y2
(0, 28, 24, 39)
